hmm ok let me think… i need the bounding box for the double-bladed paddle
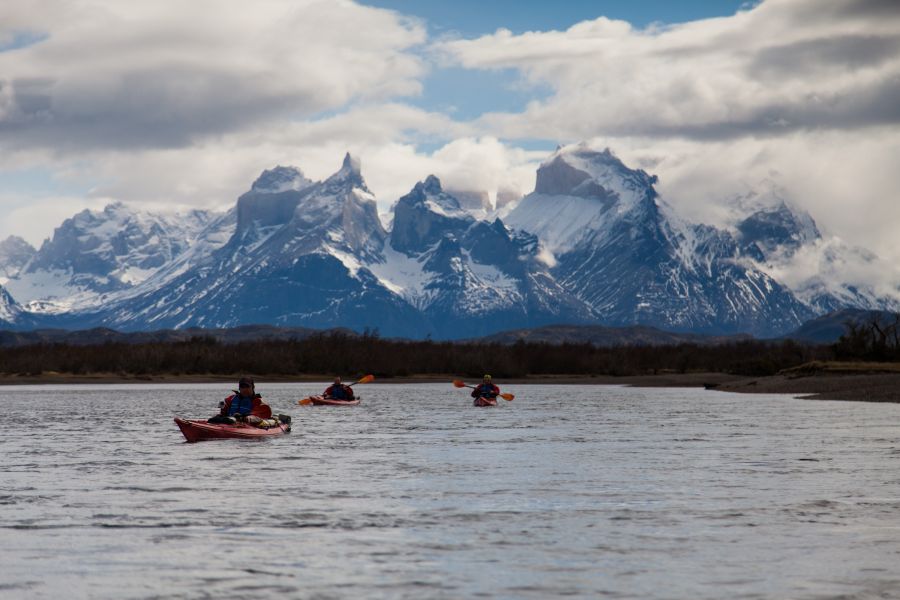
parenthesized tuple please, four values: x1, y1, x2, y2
(299, 374, 375, 405)
(452, 379, 515, 401)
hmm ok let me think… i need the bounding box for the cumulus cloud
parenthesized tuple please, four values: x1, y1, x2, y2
(437, 0, 900, 140)
(0, 0, 426, 153)
(433, 0, 900, 273)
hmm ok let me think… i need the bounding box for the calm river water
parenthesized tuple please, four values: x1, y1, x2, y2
(2, 383, 899, 599)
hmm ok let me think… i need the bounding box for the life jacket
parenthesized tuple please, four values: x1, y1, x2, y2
(472, 383, 499, 398)
(324, 384, 353, 400)
(224, 393, 261, 416)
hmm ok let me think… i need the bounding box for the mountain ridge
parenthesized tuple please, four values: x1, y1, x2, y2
(0, 143, 897, 338)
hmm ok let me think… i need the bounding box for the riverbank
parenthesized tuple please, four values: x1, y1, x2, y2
(710, 361, 900, 402)
(0, 365, 896, 402)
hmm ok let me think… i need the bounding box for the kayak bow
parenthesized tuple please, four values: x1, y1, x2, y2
(299, 395, 361, 406)
(473, 397, 498, 407)
(174, 417, 290, 443)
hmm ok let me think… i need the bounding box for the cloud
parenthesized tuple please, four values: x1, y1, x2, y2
(0, 0, 426, 154)
(436, 0, 900, 141)
(430, 0, 900, 279)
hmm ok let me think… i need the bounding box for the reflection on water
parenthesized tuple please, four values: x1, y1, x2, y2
(2, 383, 900, 599)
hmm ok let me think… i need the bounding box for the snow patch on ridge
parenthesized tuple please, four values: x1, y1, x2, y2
(367, 243, 435, 307)
(505, 194, 614, 255)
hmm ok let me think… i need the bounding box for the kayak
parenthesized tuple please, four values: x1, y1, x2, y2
(174, 417, 290, 443)
(300, 395, 361, 406)
(473, 397, 498, 407)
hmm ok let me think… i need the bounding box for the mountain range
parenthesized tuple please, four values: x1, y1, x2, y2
(1, 143, 897, 339)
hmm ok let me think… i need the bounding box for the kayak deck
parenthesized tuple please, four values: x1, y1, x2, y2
(473, 397, 498, 407)
(174, 417, 290, 443)
(301, 395, 361, 406)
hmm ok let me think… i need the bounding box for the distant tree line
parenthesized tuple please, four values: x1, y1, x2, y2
(833, 312, 900, 362)
(1, 313, 896, 379)
(0, 331, 832, 378)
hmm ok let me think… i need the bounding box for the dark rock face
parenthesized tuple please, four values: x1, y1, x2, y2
(737, 201, 820, 255)
(390, 175, 473, 255)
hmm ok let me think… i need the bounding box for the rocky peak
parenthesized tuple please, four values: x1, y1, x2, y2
(250, 166, 313, 194)
(328, 152, 363, 186)
(535, 144, 658, 202)
(737, 201, 821, 256)
(422, 174, 442, 194)
(390, 176, 473, 255)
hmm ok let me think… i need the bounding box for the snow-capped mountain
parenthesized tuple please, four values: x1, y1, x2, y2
(736, 201, 821, 258)
(0, 143, 896, 338)
(99, 154, 428, 335)
(731, 198, 900, 316)
(0, 284, 24, 326)
(0, 236, 36, 279)
(5, 202, 215, 314)
(370, 175, 594, 337)
(505, 144, 814, 336)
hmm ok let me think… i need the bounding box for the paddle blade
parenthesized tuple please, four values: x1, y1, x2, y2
(298, 397, 313, 406)
(500, 393, 515, 401)
(357, 374, 375, 385)
(452, 380, 467, 388)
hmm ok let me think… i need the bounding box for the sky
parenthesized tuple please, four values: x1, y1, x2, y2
(1, 0, 899, 292)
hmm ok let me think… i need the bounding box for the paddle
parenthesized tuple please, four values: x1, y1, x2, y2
(300, 374, 375, 405)
(452, 379, 515, 401)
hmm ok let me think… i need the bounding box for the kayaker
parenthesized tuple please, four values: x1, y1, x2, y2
(323, 376, 355, 400)
(209, 377, 268, 423)
(471, 374, 500, 400)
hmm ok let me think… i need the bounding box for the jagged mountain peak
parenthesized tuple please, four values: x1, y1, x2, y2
(0, 284, 23, 324)
(421, 174, 442, 194)
(251, 165, 314, 194)
(389, 176, 473, 255)
(737, 200, 821, 255)
(536, 143, 658, 200)
(0, 236, 37, 279)
(333, 152, 363, 182)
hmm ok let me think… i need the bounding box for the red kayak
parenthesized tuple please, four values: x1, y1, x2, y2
(300, 395, 361, 406)
(473, 397, 498, 407)
(174, 417, 291, 443)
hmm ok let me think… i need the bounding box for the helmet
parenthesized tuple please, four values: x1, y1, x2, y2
(483, 374, 492, 381)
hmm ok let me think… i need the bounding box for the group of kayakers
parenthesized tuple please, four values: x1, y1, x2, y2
(207, 374, 500, 425)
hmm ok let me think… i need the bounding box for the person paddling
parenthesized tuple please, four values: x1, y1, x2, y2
(471, 374, 500, 401)
(209, 376, 270, 424)
(323, 376, 355, 401)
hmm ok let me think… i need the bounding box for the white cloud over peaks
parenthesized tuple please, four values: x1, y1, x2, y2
(0, 0, 426, 154)
(437, 0, 900, 140)
(435, 0, 900, 274)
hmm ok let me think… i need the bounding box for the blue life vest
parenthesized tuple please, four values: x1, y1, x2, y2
(326, 385, 351, 400)
(474, 384, 498, 398)
(227, 393, 255, 416)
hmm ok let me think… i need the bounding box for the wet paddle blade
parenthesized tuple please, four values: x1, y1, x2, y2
(298, 397, 313, 406)
(452, 380, 468, 388)
(500, 393, 515, 401)
(357, 374, 375, 385)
